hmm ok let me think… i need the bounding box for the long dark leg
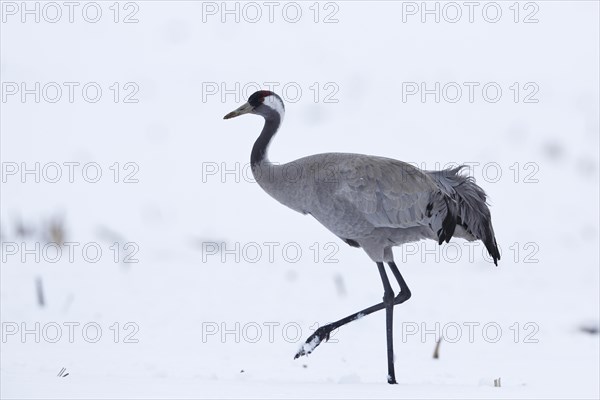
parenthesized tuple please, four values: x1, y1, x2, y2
(295, 261, 411, 358)
(377, 262, 397, 384)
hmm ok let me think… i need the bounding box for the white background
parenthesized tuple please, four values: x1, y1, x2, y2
(1, 1, 599, 398)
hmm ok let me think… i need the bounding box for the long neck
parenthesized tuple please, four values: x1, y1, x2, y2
(251, 112, 281, 167)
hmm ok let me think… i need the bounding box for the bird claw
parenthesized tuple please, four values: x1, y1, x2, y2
(294, 325, 332, 359)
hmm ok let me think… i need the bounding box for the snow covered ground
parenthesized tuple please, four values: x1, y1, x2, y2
(1, 1, 599, 398)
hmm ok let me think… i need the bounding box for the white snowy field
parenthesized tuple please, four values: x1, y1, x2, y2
(1, 1, 599, 398)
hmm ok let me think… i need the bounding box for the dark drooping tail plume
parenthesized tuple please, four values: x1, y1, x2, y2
(427, 190, 458, 246)
(427, 166, 500, 266)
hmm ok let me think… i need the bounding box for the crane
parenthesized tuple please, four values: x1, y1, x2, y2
(224, 90, 500, 384)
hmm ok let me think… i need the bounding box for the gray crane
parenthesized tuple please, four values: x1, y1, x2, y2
(224, 90, 500, 384)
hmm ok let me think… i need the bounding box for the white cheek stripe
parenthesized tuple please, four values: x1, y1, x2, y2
(263, 95, 285, 120)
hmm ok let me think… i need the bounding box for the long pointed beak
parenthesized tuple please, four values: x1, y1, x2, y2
(223, 102, 253, 119)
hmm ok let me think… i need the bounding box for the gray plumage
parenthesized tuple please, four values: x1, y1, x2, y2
(253, 154, 499, 265)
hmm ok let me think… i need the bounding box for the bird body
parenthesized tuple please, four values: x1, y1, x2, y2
(224, 90, 500, 384)
(251, 152, 478, 263)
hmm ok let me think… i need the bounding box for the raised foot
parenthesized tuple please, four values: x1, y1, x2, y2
(293, 325, 333, 359)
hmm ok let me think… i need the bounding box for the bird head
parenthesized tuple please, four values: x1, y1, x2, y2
(223, 90, 285, 120)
